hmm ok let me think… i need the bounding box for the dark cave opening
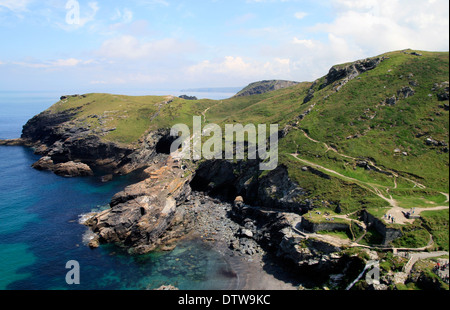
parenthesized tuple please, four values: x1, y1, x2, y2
(189, 160, 240, 202)
(155, 135, 177, 154)
(190, 173, 238, 202)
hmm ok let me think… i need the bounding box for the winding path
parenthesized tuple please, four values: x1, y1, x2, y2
(403, 251, 449, 275)
(293, 153, 449, 225)
(290, 137, 449, 254)
(299, 129, 428, 189)
(291, 154, 399, 209)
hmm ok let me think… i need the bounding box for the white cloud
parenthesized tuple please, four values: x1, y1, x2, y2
(90, 80, 108, 85)
(186, 56, 292, 84)
(292, 38, 315, 48)
(96, 35, 197, 61)
(261, 0, 448, 83)
(12, 58, 96, 69)
(294, 12, 308, 20)
(260, 35, 366, 82)
(188, 56, 251, 75)
(313, 0, 449, 54)
(90, 73, 166, 86)
(0, 0, 32, 12)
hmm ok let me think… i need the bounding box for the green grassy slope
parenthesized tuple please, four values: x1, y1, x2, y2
(49, 94, 217, 145)
(289, 50, 449, 192)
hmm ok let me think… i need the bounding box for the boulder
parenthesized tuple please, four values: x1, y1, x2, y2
(88, 238, 100, 249)
(54, 161, 94, 177)
(32, 156, 55, 171)
(240, 228, 254, 239)
(432, 82, 449, 101)
(385, 95, 397, 105)
(426, 138, 440, 147)
(356, 161, 369, 169)
(438, 93, 450, 101)
(397, 86, 415, 99)
(101, 174, 113, 183)
(234, 196, 244, 207)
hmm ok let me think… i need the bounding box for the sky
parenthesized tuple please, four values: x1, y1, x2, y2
(0, 0, 449, 94)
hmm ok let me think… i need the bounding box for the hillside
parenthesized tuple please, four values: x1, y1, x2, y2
(1, 49, 448, 289)
(199, 50, 449, 256)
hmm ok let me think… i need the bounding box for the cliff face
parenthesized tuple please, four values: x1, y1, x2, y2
(20, 108, 128, 171)
(191, 160, 313, 213)
(17, 107, 176, 176)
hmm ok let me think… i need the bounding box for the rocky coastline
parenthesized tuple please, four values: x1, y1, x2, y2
(0, 102, 377, 290)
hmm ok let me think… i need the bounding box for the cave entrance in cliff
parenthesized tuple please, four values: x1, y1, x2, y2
(190, 161, 239, 202)
(155, 135, 177, 154)
(190, 175, 238, 202)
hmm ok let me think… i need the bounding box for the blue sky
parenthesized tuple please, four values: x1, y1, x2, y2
(0, 0, 449, 94)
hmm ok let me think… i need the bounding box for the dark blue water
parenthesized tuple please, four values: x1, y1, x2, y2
(0, 92, 234, 290)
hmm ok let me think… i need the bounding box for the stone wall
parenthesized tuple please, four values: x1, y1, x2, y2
(301, 217, 350, 233)
(361, 210, 403, 246)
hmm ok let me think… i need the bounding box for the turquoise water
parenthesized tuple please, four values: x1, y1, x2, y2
(0, 92, 236, 290)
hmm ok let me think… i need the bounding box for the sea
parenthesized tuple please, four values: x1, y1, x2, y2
(0, 90, 238, 290)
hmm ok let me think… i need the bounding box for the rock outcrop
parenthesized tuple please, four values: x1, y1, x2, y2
(178, 95, 198, 100)
(19, 108, 132, 174)
(16, 105, 178, 177)
(230, 204, 345, 274)
(53, 161, 94, 177)
(295, 57, 385, 130)
(234, 80, 300, 97)
(432, 81, 449, 101)
(191, 160, 313, 213)
(85, 157, 194, 254)
(32, 156, 94, 177)
(319, 57, 385, 91)
(0, 138, 29, 146)
(397, 86, 415, 99)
